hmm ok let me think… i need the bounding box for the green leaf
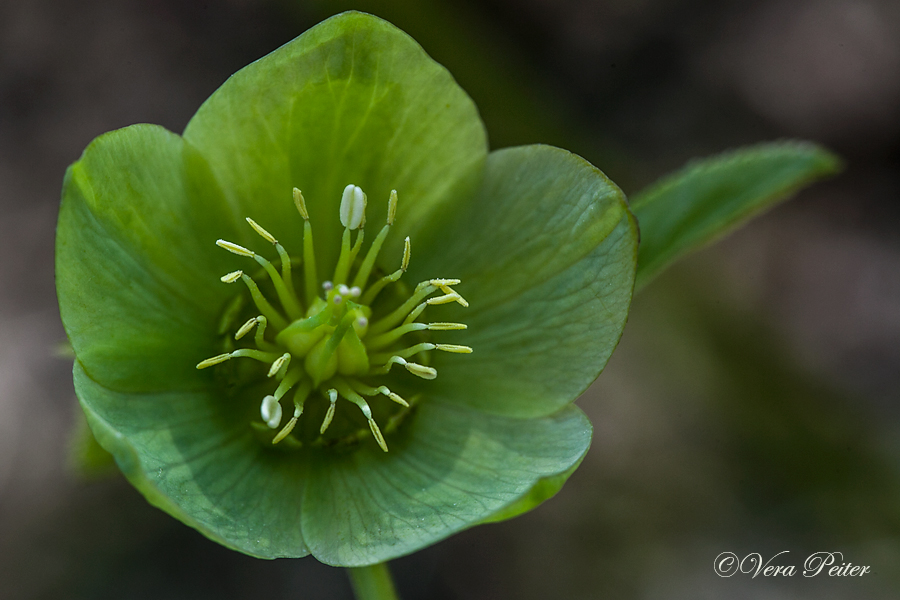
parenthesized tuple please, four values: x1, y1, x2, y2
(183, 11, 488, 276)
(630, 141, 842, 290)
(301, 401, 592, 566)
(56, 124, 242, 392)
(74, 362, 312, 559)
(409, 145, 638, 418)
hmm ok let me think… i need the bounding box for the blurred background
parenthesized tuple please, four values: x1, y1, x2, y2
(2, 0, 899, 598)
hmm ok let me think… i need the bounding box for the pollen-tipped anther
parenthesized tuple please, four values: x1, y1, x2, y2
(401, 237, 411, 271)
(435, 344, 473, 354)
(293, 187, 309, 220)
(197, 354, 231, 369)
(220, 270, 243, 283)
(216, 239, 255, 257)
(268, 353, 291, 378)
(320, 389, 338, 434)
(246, 217, 277, 244)
(387, 190, 398, 225)
(235, 317, 258, 340)
(340, 184, 367, 230)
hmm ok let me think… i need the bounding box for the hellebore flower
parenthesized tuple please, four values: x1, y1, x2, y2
(56, 12, 637, 565)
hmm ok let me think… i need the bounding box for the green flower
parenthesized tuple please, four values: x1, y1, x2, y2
(56, 12, 637, 566)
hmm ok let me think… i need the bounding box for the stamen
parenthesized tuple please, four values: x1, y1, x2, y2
(293, 187, 309, 220)
(427, 322, 468, 331)
(267, 353, 291, 378)
(216, 239, 254, 257)
(387, 189, 398, 225)
(221, 270, 243, 283)
(338, 284, 350, 296)
(350, 380, 410, 408)
(334, 379, 388, 452)
(246, 217, 277, 245)
(261, 395, 282, 429)
(427, 293, 462, 306)
(371, 356, 437, 380)
(401, 237, 411, 271)
(340, 184, 367, 230)
(435, 344, 473, 354)
(404, 361, 438, 380)
(272, 379, 312, 445)
(230, 348, 283, 363)
(323, 281, 333, 292)
(234, 317, 258, 340)
(196, 354, 231, 369)
(253, 316, 281, 352)
(438, 285, 469, 307)
(294, 188, 319, 307)
(320, 388, 338, 434)
(350, 286, 361, 298)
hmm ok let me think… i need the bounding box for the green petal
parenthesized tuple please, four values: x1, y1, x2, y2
(479, 459, 583, 525)
(631, 141, 842, 290)
(57, 124, 243, 392)
(407, 145, 638, 418)
(183, 11, 488, 273)
(74, 362, 310, 559)
(301, 401, 592, 566)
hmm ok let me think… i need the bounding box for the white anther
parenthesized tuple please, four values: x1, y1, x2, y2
(246, 217, 277, 244)
(216, 239, 255, 257)
(293, 188, 309, 220)
(261, 395, 283, 429)
(401, 237, 411, 271)
(387, 190, 398, 225)
(430, 279, 461, 286)
(267, 353, 290, 378)
(338, 284, 350, 296)
(323, 281, 333, 292)
(349, 286, 361, 298)
(340, 184, 367, 230)
(196, 354, 231, 369)
(356, 316, 368, 329)
(333, 295, 343, 305)
(235, 317, 258, 339)
(435, 344, 473, 354)
(220, 270, 243, 284)
(427, 322, 467, 331)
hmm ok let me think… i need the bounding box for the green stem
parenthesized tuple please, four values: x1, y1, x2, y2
(347, 563, 400, 600)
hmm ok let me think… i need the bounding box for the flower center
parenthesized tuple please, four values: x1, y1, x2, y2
(197, 185, 471, 452)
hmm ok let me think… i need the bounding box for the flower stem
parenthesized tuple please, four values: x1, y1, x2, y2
(347, 563, 400, 600)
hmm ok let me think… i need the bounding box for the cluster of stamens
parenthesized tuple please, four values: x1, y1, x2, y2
(197, 185, 471, 452)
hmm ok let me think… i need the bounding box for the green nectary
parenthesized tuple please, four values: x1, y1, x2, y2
(196, 184, 473, 451)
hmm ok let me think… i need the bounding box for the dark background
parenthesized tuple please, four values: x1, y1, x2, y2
(2, 0, 899, 598)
